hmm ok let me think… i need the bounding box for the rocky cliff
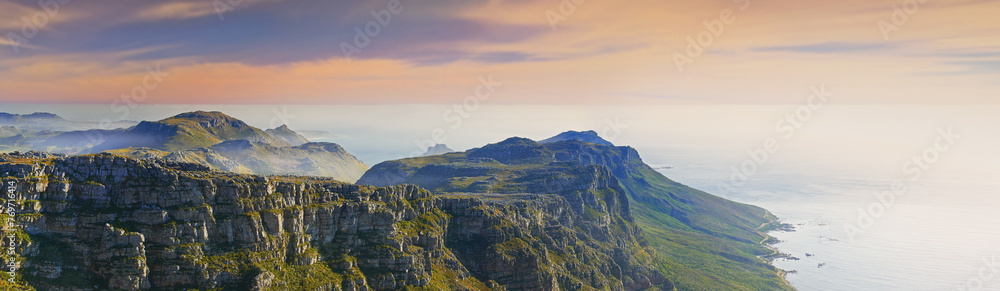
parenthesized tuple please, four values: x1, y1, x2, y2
(359, 136, 792, 291)
(0, 152, 667, 290)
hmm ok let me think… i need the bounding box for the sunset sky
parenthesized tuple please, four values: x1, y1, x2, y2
(0, 0, 997, 105)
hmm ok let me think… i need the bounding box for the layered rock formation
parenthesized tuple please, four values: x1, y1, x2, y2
(0, 152, 667, 290)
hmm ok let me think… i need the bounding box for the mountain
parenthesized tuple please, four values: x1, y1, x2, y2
(90, 111, 289, 152)
(152, 140, 368, 182)
(0, 126, 22, 137)
(0, 112, 137, 132)
(539, 130, 615, 146)
(0, 128, 132, 154)
(73, 111, 371, 182)
(420, 144, 454, 156)
(266, 125, 310, 146)
(0, 112, 66, 125)
(296, 130, 343, 140)
(0, 112, 137, 153)
(0, 151, 667, 290)
(359, 133, 793, 290)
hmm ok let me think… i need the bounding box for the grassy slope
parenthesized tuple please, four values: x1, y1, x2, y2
(156, 113, 276, 151)
(622, 165, 792, 291)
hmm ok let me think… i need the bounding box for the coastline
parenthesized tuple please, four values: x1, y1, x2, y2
(757, 215, 798, 290)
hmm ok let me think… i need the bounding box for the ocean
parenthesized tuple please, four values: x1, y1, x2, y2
(3, 103, 998, 290)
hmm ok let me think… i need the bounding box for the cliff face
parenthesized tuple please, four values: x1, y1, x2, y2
(0, 152, 666, 290)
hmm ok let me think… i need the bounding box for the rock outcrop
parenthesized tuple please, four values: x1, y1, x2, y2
(0, 152, 667, 290)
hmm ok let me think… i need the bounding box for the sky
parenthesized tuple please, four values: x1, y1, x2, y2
(0, 0, 998, 105)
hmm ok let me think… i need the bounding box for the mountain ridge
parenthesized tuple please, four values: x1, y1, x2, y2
(539, 130, 615, 146)
(90, 111, 289, 152)
(80, 111, 369, 183)
(359, 130, 793, 290)
(0, 151, 668, 290)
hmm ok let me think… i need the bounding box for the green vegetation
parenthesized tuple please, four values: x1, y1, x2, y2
(397, 209, 449, 237)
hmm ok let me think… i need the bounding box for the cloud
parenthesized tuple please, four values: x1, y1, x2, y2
(752, 42, 897, 54)
(0, 0, 79, 32)
(0, 0, 999, 105)
(137, 2, 219, 21)
(0, 2, 38, 30)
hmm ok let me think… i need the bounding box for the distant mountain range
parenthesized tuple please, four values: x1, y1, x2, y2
(0, 111, 368, 183)
(420, 144, 454, 156)
(0, 112, 137, 131)
(0, 112, 137, 153)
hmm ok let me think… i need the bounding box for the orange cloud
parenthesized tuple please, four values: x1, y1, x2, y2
(0, 0, 998, 105)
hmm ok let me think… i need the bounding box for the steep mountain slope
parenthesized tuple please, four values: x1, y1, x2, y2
(0, 152, 667, 290)
(90, 111, 289, 152)
(358, 135, 792, 290)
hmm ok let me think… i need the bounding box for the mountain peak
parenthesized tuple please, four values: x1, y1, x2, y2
(164, 111, 246, 128)
(91, 111, 289, 152)
(493, 136, 538, 146)
(266, 124, 309, 146)
(468, 137, 553, 165)
(421, 144, 455, 156)
(24, 112, 65, 120)
(539, 130, 614, 146)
